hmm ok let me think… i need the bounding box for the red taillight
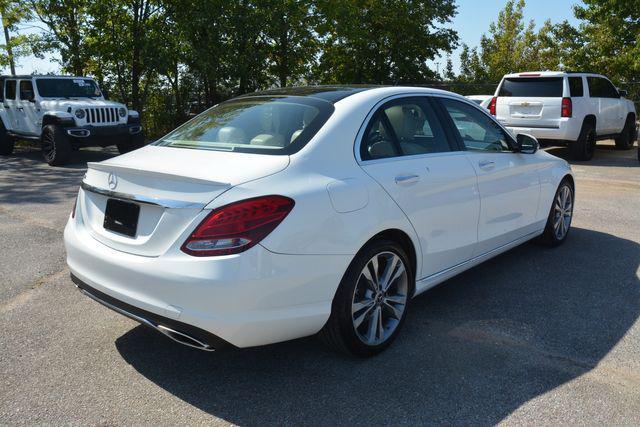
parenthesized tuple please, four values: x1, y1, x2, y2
(561, 97, 572, 118)
(489, 96, 497, 116)
(181, 195, 295, 256)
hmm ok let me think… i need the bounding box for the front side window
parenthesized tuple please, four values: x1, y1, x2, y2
(155, 96, 334, 155)
(5, 80, 16, 100)
(361, 98, 452, 160)
(19, 80, 34, 100)
(35, 78, 102, 98)
(439, 98, 512, 152)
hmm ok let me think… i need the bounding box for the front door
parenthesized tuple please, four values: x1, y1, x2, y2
(358, 97, 480, 279)
(436, 97, 541, 255)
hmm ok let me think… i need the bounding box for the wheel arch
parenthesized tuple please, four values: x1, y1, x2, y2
(41, 113, 74, 129)
(583, 114, 596, 128)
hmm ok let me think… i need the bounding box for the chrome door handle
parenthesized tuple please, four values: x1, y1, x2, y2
(394, 174, 420, 185)
(478, 160, 495, 170)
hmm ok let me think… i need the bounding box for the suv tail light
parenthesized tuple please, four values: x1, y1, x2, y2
(561, 97, 572, 118)
(181, 195, 295, 256)
(489, 96, 497, 116)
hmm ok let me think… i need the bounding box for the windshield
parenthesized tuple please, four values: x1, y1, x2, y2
(36, 78, 102, 98)
(154, 96, 334, 155)
(498, 77, 563, 97)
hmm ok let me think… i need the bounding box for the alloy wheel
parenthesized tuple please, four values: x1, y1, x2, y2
(351, 251, 408, 346)
(553, 185, 573, 240)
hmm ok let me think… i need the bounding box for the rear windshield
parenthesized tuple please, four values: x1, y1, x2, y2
(498, 77, 563, 97)
(154, 96, 334, 155)
(36, 78, 102, 98)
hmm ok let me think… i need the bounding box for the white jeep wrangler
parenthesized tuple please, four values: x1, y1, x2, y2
(0, 75, 144, 165)
(490, 71, 637, 160)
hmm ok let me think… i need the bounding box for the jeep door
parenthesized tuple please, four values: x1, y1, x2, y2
(18, 80, 39, 135)
(3, 79, 19, 131)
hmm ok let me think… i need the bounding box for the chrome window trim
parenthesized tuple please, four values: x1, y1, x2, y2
(80, 182, 206, 209)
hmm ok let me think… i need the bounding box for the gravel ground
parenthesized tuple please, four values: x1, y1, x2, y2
(1, 142, 639, 426)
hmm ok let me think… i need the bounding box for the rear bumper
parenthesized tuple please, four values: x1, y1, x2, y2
(64, 215, 349, 349)
(504, 119, 579, 143)
(65, 124, 143, 147)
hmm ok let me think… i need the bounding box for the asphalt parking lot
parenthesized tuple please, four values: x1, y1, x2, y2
(1, 141, 639, 425)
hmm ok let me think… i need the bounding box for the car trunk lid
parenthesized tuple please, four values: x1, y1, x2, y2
(79, 145, 289, 256)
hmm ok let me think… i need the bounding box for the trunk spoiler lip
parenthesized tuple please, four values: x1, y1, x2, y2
(80, 182, 208, 209)
(86, 161, 232, 188)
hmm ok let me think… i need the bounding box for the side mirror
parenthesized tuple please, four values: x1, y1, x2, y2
(619, 89, 628, 98)
(21, 90, 35, 102)
(516, 133, 539, 154)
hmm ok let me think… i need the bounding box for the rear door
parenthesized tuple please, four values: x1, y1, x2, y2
(358, 96, 480, 278)
(586, 76, 624, 134)
(18, 79, 39, 135)
(437, 97, 541, 255)
(3, 79, 19, 131)
(495, 76, 564, 129)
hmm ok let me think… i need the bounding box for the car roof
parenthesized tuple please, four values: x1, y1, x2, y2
(0, 75, 93, 80)
(502, 71, 607, 79)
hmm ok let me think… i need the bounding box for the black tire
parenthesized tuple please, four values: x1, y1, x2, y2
(536, 178, 574, 247)
(0, 125, 14, 156)
(319, 239, 413, 357)
(569, 121, 596, 161)
(41, 124, 71, 166)
(614, 116, 635, 150)
(117, 130, 146, 154)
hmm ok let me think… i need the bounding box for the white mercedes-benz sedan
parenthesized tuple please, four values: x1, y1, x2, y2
(64, 86, 574, 357)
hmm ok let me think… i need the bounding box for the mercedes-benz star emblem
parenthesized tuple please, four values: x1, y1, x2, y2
(108, 172, 118, 190)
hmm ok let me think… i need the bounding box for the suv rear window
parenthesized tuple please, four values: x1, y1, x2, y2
(155, 96, 334, 155)
(498, 77, 563, 97)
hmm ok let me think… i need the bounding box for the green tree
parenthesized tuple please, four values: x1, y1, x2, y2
(314, 0, 458, 84)
(0, 0, 36, 74)
(443, 54, 455, 81)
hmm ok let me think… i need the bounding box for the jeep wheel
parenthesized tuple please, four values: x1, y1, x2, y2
(41, 124, 71, 166)
(615, 116, 635, 150)
(0, 126, 14, 156)
(117, 130, 146, 154)
(569, 122, 596, 161)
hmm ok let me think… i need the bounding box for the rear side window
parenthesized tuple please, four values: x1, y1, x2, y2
(568, 77, 583, 97)
(587, 77, 619, 98)
(360, 97, 452, 160)
(498, 77, 563, 97)
(5, 80, 16, 100)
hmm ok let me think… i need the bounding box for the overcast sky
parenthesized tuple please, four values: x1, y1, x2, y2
(15, 0, 582, 76)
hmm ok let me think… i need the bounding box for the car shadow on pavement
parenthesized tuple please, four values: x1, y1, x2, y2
(545, 143, 639, 168)
(116, 227, 640, 425)
(0, 146, 117, 206)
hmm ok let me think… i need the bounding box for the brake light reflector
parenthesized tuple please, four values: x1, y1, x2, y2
(181, 195, 295, 256)
(489, 96, 497, 116)
(561, 97, 572, 118)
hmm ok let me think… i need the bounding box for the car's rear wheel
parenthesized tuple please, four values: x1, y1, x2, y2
(537, 179, 574, 247)
(615, 116, 635, 150)
(41, 124, 71, 166)
(569, 122, 596, 161)
(0, 125, 14, 156)
(117, 130, 146, 154)
(319, 239, 412, 357)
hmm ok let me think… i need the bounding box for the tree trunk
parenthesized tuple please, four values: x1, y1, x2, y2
(2, 15, 15, 75)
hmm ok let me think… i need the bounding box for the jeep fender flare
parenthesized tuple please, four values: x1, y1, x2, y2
(41, 111, 75, 128)
(0, 113, 9, 131)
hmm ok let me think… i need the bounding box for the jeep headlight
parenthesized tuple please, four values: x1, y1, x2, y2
(118, 107, 127, 118)
(75, 109, 86, 119)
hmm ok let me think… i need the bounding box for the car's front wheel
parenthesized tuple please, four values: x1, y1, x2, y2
(41, 124, 71, 166)
(320, 239, 412, 357)
(615, 116, 635, 150)
(117, 130, 146, 154)
(537, 179, 574, 246)
(0, 125, 14, 156)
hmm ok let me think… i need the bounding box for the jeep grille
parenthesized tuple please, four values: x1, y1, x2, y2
(84, 107, 120, 125)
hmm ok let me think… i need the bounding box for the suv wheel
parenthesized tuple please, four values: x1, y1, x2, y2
(117, 130, 146, 154)
(0, 125, 14, 156)
(615, 116, 635, 150)
(569, 121, 596, 161)
(319, 239, 412, 357)
(41, 124, 71, 166)
(536, 179, 574, 246)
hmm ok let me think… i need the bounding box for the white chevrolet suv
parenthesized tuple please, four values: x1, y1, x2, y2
(490, 71, 637, 160)
(0, 75, 144, 166)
